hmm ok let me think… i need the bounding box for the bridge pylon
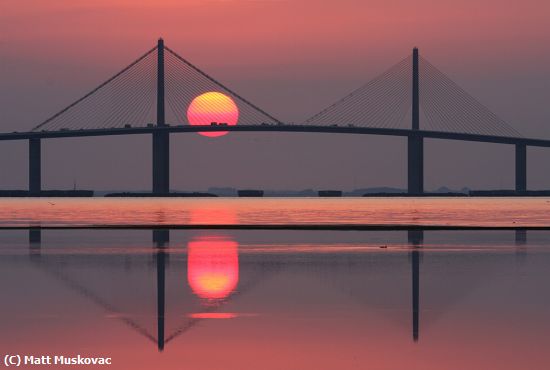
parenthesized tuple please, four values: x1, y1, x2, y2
(408, 47, 424, 194)
(515, 143, 527, 192)
(29, 138, 41, 194)
(152, 38, 170, 194)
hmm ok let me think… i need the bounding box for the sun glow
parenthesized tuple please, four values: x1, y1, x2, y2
(187, 92, 239, 137)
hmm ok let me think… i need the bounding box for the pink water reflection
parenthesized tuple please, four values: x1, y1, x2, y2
(0, 198, 549, 227)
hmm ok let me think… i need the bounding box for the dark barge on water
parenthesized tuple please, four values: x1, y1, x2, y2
(0, 190, 94, 197)
(238, 189, 264, 197)
(318, 190, 342, 197)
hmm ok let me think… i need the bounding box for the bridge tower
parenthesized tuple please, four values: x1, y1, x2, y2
(29, 138, 41, 194)
(408, 47, 424, 194)
(152, 38, 170, 194)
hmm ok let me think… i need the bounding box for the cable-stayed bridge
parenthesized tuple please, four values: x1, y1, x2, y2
(1, 39, 548, 194)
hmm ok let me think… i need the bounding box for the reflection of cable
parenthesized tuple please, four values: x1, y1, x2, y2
(165, 263, 281, 344)
(31, 260, 157, 345)
(28, 250, 282, 350)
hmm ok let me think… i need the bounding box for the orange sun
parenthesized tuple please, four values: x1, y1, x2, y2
(187, 236, 239, 300)
(187, 92, 239, 137)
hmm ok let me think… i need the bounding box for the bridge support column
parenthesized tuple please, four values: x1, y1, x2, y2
(152, 132, 169, 194)
(29, 138, 41, 195)
(515, 143, 527, 192)
(408, 136, 424, 194)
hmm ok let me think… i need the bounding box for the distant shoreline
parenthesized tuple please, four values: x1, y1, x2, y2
(1, 190, 550, 197)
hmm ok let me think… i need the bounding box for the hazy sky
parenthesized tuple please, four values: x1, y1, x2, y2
(1, 0, 550, 191)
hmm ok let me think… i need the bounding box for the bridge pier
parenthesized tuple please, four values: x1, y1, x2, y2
(408, 136, 424, 194)
(29, 138, 41, 195)
(152, 132, 170, 194)
(515, 143, 527, 192)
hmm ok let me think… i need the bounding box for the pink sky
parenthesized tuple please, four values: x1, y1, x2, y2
(2, 0, 549, 77)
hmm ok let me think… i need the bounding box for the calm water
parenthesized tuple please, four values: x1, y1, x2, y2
(1, 198, 550, 369)
(0, 197, 549, 227)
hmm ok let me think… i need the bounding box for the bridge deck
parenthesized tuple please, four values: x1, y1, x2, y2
(1, 125, 549, 147)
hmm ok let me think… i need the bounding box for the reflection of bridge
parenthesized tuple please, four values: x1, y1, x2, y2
(2, 39, 548, 194)
(24, 227, 531, 349)
(28, 228, 277, 351)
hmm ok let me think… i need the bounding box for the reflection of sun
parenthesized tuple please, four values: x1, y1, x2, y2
(187, 92, 239, 137)
(187, 237, 239, 300)
(189, 207, 237, 225)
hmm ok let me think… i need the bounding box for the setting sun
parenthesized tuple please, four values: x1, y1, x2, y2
(187, 92, 239, 137)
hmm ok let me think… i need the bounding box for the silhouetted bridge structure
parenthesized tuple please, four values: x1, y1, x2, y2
(1, 39, 548, 194)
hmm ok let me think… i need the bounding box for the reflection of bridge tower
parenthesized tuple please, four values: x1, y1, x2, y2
(153, 229, 170, 247)
(408, 229, 423, 342)
(24, 226, 243, 353)
(156, 248, 166, 351)
(515, 228, 527, 246)
(27, 228, 180, 353)
(153, 229, 169, 351)
(29, 227, 42, 245)
(28, 228, 42, 258)
(515, 228, 527, 263)
(28, 235, 160, 350)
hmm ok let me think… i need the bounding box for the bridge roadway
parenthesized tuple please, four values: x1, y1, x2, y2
(1, 124, 550, 147)
(0, 123, 547, 194)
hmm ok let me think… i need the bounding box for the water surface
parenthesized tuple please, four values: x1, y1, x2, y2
(1, 198, 550, 369)
(1, 228, 550, 369)
(0, 197, 549, 227)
